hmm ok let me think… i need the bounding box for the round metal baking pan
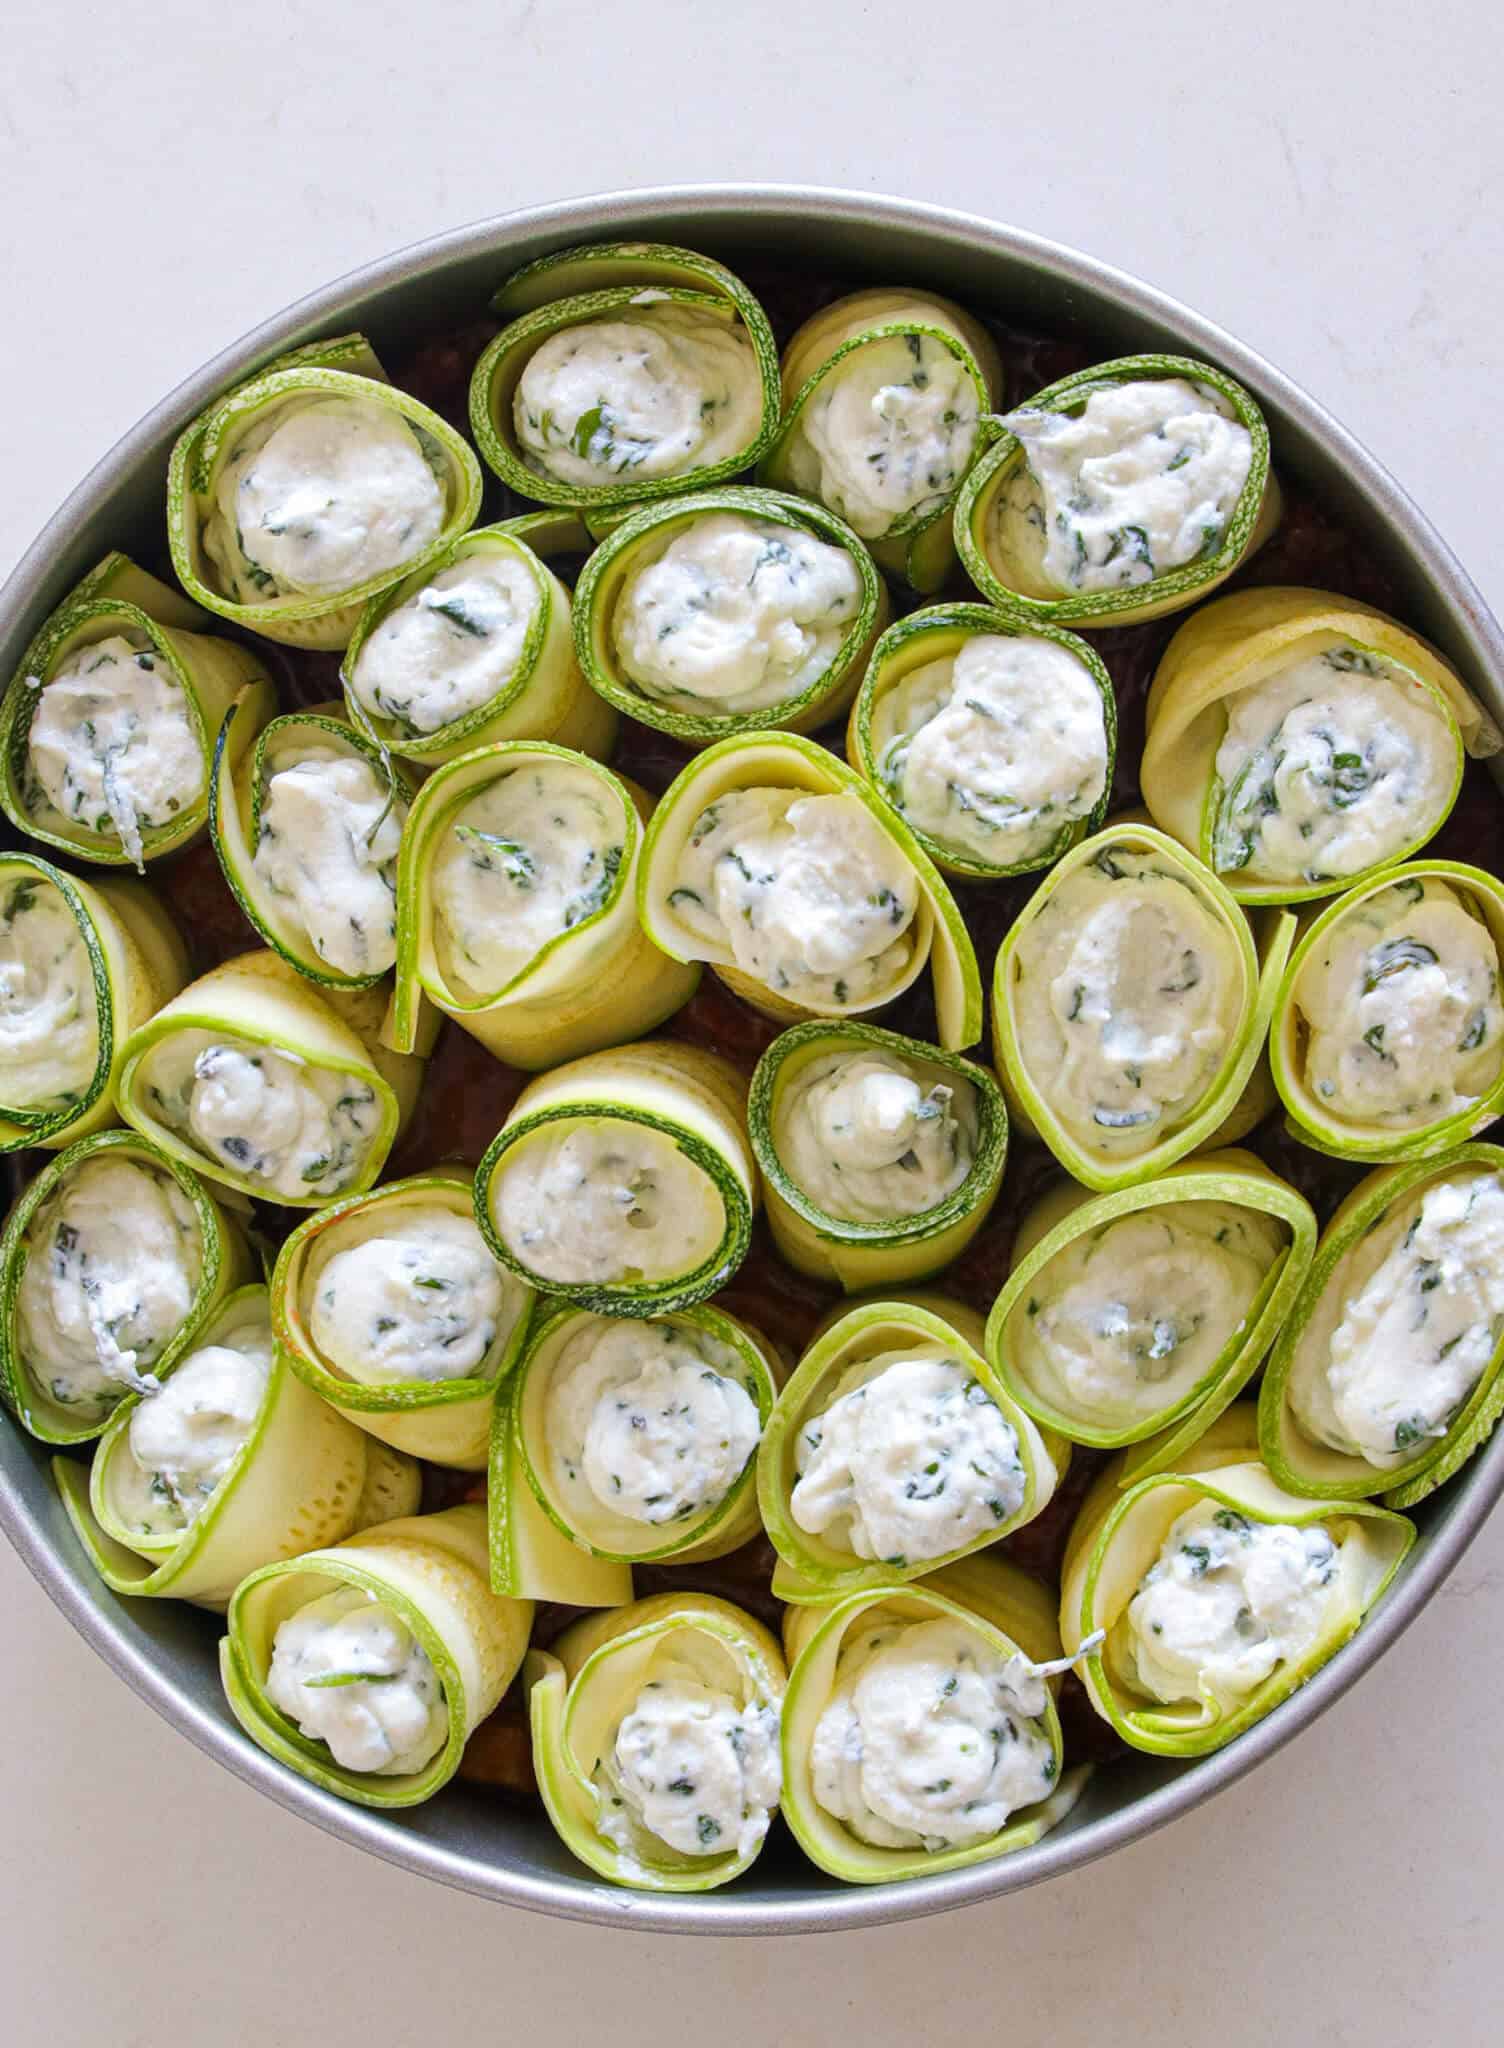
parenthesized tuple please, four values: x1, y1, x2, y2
(2, 184, 1502, 1934)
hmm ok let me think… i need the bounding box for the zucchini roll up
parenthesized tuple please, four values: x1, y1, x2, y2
(748, 1021, 1007, 1291)
(955, 355, 1277, 627)
(1140, 588, 1498, 904)
(0, 1129, 252, 1445)
(525, 1593, 786, 1891)
(167, 332, 482, 651)
(848, 602, 1116, 880)
(638, 732, 982, 1049)
(220, 1503, 532, 1809)
(1259, 1144, 1504, 1508)
(273, 1168, 534, 1471)
(470, 243, 780, 512)
(572, 487, 888, 744)
(1270, 862, 1504, 1160)
(991, 825, 1293, 1192)
(54, 1285, 420, 1606)
(391, 741, 697, 1070)
(758, 289, 1003, 592)
(0, 552, 267, 869)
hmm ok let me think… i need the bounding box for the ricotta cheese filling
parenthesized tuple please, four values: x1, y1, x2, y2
(309, 1203, 516, 1385)
(1013, 1201, 1285, 1432)
(490, 1120, 724, 1287)
(1293, 877, 1503, 1129)
(669, 790, 919, 1008)
(1211, 647, 1454, 887)
(542, 1315, 761, 1527)
(139, 1032, 381, 1199)
(1011, 845, 1245, 1158)
(27, 635, 203, 868)
(611, 511, 862, 715)
(265, 1586, 448, 1776)
(204, 396, 446, 602)
(346, 552, 543, 736)
(1287, 1169, 1504, 1468)
(783, 332, 981, 538)
(513, 303, 763, 488)
(774, 1048, 976, 1223)
(1119, 1500, 1342, 1709)
(114, 1301, 273, 1536)
(253, 742, 405, 977)
(0, 871, 99, 1113)
(791, 1350, 1027, 1566)
(15, 1155, 203, 1420)
(996, 378, 1253, 595)
(811, 1614, 1057, 1851)
(430, 762, 622, 999)
(876, 634, 1109, 866)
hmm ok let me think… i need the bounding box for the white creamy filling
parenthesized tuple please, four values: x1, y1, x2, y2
(253, 743, 405, 977)
(877, 634, 1109, 866)
(543, 1315, 761, 1526)
(115, 1304, 273, 1536)
(1288, 1170, 1504, 1468)
(612, 511, 861, 715)
(1295, 877, 1503, 1130)
(430, 762, 622, 999)
(15, 1155, 202, 1419)
(1120, 1500, 1341, 1708)
(310, 1204, 513, 1385)
(811, 1614, 1056, 1851)
(784, 332, 980, 538)
(27, 635, 203, 867)
(775, 1049, 975, 1223)
(1014, 1201, 1284, 1431)
(346, 552, 542, 736)
(491, 1120, 723, 1286)
(1212, 648, 1454, 886)
(205, 396, 446, 601)
(1011, 845, 1244, 1158)
(139, 1031, 381, 1199)
(265, 1586, 448, 1776)
(998, 377, 1253, 595)
(791, 1350, 1026, 1566)
(0, 872, 99, 1112)
(669, 789, 919, 1008)
(513, 304, 763, 488)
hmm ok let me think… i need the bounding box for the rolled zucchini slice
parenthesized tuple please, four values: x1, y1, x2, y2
(849, 602, 1116, 880)
(638, 732, 982, 1049)
(0, 853, 189, 1152)
(1270, 861, 1504, 1161)
(52, 1284, 420, 1606)
(525, 1591, 786, 1891)
(219, 1502, 532, 1809)
(758, 1297, 1064, 1602)
(167, 332, 483, 650)
(340, 515, 616, 766)
(987, 1149, 1316, 1459)
(991, 824, 1294, 1191)
(475, 1040, 757, 1314)
(955, 355, 1278, 628)
(116, 950, 425, 1207)
(757, 289, 1003, 593)
(1140, 588, 1498, 903)
(0, 1129, 252, 1445)
(1058, 1453, 1413, 1756)
(1258, 1144, 1504, 1508)
(748, 1020, 1007, 1292)
(272, 1167, 534, 1471)
(470, 243, 780, 512)
(0, 552, 268, 868)
(391, 740, 698, 1069)
(572, 486, 889, 743)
